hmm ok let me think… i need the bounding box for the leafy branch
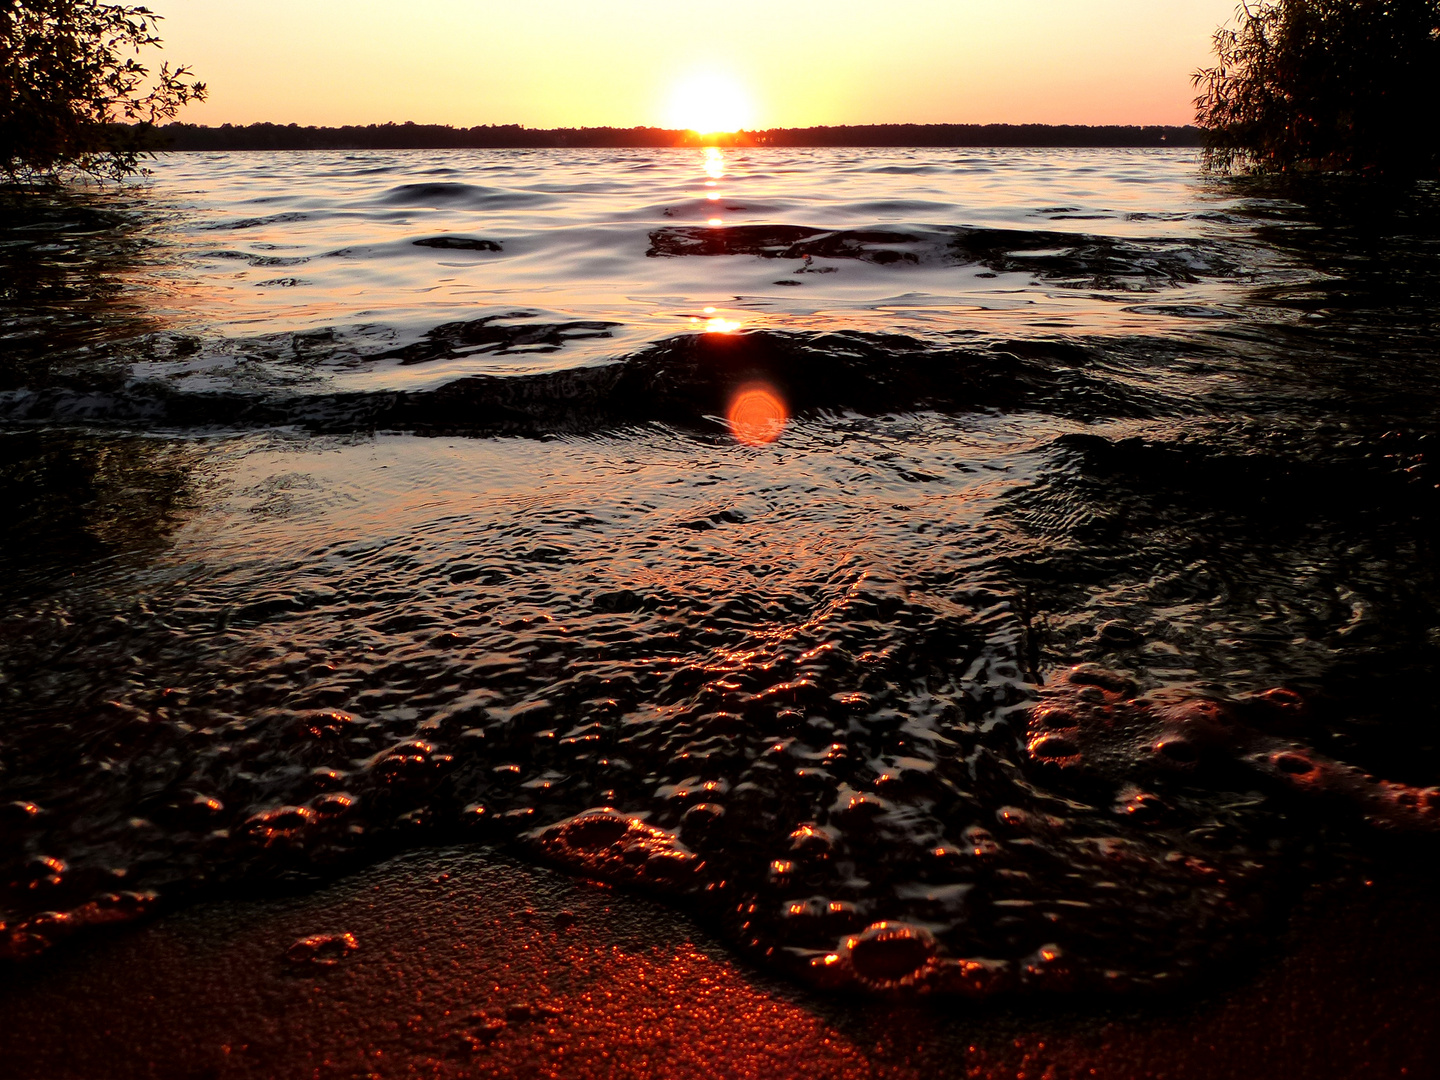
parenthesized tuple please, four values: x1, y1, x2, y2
(1194, 0, 1440, 175)
(1, 0, 206, 180)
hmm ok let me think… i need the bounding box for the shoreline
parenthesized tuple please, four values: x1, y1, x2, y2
(1, 846, 1434, 1079)
(145, 122, 1204, 153)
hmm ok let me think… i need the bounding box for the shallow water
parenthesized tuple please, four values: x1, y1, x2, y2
(1, 148, 1438, 995)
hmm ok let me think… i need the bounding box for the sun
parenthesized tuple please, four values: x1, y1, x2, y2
(664, 72, 755, 134)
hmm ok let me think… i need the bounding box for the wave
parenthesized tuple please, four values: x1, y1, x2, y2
(197, 212, 312, 231)
(648, 223, 1239, 287)
(412, 236, 503, 251)
(0, 328, 1176, 434)
(376, 181, 554, 210)
(195, 249, 310, 267)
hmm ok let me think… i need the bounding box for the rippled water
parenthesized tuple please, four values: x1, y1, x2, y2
(2, 148, 1438, 996)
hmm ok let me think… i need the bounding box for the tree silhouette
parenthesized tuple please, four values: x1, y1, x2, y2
(1, 1, 205, 180)
(1194, 0, 1440, 175)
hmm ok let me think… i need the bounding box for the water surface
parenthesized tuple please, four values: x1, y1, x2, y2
(1, 148, 1437, 995)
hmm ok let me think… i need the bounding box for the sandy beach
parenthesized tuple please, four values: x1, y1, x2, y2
(2, 848, 1435, 1080)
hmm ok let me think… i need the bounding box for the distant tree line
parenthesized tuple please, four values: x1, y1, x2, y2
(151, 122, 1203, 152)
(752, 124, 1201, 148)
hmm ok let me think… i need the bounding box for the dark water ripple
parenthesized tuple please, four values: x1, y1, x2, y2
(0, 150, 1438, 997)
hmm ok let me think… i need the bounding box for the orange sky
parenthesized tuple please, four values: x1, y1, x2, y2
(154, 1, 1239, 129)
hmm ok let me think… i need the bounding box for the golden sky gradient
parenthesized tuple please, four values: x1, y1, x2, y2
(155, 1, 1239, 129)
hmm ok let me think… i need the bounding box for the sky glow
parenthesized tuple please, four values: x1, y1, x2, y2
(664, 72, 756, 134)
(153, 1, 1240, 129)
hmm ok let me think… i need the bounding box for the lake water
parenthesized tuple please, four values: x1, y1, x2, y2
(1, 147, 1437, 996)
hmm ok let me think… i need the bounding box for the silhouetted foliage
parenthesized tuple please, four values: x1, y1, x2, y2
(1195, 0, 1440, 174)
(1, 0, 204, 180)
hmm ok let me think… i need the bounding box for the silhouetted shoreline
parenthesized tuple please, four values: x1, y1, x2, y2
(151, 121, 1202, 151)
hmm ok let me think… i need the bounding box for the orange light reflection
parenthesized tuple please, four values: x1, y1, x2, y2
(727, 385, 787, 446)
(703, 146, 726, 179)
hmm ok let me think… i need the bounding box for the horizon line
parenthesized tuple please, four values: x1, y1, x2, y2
(150, 121, 1205, 152)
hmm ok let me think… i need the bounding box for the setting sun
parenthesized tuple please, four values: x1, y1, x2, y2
(664, 72, 754, 134)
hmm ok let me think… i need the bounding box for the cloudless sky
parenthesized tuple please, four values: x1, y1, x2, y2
(154, 1, 1241, 129)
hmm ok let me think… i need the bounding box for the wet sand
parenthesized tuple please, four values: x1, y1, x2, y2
(1, 849, 1435, 1080)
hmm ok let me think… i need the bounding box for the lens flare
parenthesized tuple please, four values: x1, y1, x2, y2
(727, 385, 787, 446)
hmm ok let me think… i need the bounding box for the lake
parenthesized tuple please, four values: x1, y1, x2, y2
(1, 147, 1437, 997)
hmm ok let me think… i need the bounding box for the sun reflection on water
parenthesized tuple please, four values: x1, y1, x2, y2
(692, 306, 742, 334)
(703, 146, 726, 179)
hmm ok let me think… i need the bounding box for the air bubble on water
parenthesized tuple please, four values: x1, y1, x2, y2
(994, 806, 1034, 832)
(787, 822, 836, 861)
(24, 855, 68, 886)
(550, 809, 630, 850)
(831, 789, 889, 826)
(1020, 942, 1075, 991)
(1154, 736, 1200, 765)
(1274, 752, 1317, 775)
(312, 792, 356, 816)
(285, 931, 358, 966)
(459, 802, 490, 830)
(1026, 733, 1080, 761)
(960, 825, 1002, 860)
(679, 801, 725, 846)
(837, 921, 938, 989)
(368, 740, 446, 786)
(292, 709, 359, 740)
(498, 807, 536, 829)
(242, 805, 316, 846)
(1031, 706, 1078, 730)
(531, 808, 701, 891)
(307, 767, 347, 791)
